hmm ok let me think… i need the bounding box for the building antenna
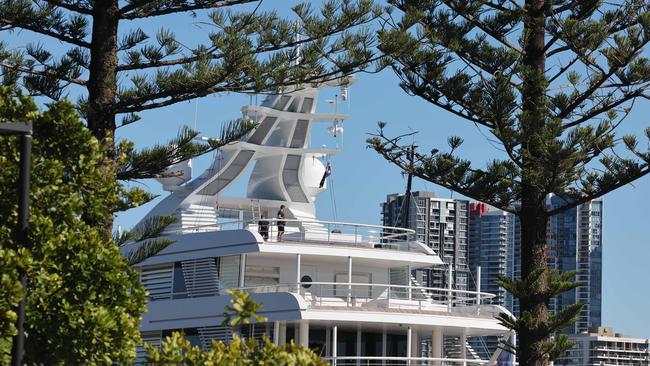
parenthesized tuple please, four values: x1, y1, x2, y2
(402, 144, 417, 228)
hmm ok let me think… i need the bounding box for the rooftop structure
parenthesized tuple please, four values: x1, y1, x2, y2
(557, 326, 650, 366)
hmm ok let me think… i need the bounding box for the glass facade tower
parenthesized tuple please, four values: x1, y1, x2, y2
(547, 196, 603, 333)
(466, 198, 602, 357)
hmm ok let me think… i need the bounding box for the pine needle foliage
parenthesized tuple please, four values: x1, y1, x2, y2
(116, 215, 179, 265)
(0, 0, 381, 225)
(1, 1, 379, 112)
(369, 1, 650, 365)
(496, 269, 584, 358)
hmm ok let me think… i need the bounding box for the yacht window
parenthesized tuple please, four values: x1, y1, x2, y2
(245, 265, 280, 287)
(301, 275, 313, 288)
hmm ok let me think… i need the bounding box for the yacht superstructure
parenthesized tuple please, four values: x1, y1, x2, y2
(127, 79, 515, 365)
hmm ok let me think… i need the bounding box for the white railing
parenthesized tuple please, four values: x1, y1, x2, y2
(240, 282, 496, 312)
(323, 356, 490, 365)
(177, 219, 423, 253)
(146, 282, 497, 313)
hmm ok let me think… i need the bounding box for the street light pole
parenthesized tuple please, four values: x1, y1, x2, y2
(1, 122, 33, 366)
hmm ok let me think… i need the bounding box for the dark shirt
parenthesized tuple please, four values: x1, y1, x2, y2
(258, 219, 269, 230)
(277, 210, 285, 227)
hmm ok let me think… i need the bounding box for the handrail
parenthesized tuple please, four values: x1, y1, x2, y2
(175, 218, 416, 236)
(240, 282, 496, 299)
(147, 282, 499, 313)
(239, 281, 496, 308)
(168, 218, 426, 253)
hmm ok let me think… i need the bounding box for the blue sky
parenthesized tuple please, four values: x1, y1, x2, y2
(4, 0, 649, 338)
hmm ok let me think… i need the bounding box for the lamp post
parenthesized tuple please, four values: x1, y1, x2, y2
(1, 122, 33, 366)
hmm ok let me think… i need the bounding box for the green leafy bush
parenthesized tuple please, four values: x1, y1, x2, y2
(146, 290, 328, 366)
(0, 87, 146, 365)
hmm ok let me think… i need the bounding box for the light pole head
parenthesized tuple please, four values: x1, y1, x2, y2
(0, 122, 32, 135)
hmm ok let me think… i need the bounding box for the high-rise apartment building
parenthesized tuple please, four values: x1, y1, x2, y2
(467, 197, 602, 331)
(467, 203, 519, 359)
(468, 203, 519, 310)
(465, 198, 602, 359)
(381, 192, 602, 334)
(381, 191, 470, 290)
(547, 196, 603, 333)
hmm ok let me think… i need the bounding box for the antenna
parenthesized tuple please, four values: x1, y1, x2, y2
(293, 20, 302, 66)
(193, 99, 199, 130)
(340, 84, 348, 101)
(402, 144, 417, 228)
(326, 97, 343, 137)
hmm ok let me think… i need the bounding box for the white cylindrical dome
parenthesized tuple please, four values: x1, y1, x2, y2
(301, 155, 327, 201)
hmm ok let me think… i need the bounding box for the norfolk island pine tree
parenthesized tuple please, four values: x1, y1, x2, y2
(0, 0, 382, 230)
(368, 1, 650, 366)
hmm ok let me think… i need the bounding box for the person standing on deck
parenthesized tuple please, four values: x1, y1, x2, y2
(277, 205, 286, 241)
(258, 214, 269, 241)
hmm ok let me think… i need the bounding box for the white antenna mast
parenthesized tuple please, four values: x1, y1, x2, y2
(293, 20, 302, 66)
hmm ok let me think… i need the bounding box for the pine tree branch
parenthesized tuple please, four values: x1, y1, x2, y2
(115, 76, 236, 113)
(403, 9, 521, 79)
(547, 55, 579, 84)
(562, 89, 646, 129)
(117, 5, 379, 71)
(116, 91, 218, 113)
(117, 126, 208, 181)
(42, 0, 93, 15)
(391, 64, 495, 128)
(545, 1, 629, 56)
(439, 0, 523, 54)
(117, 31, 368, 72)
(480, 0, 519, 13)
(368, 130, 520, 212)
(549, 2, 595, 16)
(116, 121, 254, 180)
(492, 120, 522, 167)
(547, 166, 650, 216)
(118, 0, 164, 15)
(120, 0, 256, 20)
(125, 238, 175, 266)
(553, 42, 647, 122)
(0, 17, 90, 48)
(545, 44, 571, 58)
(119, 215, 179, 265)
(0, 61, 87, 86)
(545, 1, 649, 87)
(115, 61, 373, 113)
(544, 14, 608, 74)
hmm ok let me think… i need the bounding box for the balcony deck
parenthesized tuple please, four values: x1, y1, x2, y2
(177, 218, 436, 255)
(150, 282, 502, 319)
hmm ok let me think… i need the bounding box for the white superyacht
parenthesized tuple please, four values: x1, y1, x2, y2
(127, 78, 515, 365)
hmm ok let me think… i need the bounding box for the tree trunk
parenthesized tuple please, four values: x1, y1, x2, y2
(518, 197, 550, 366)
(519, 0, 550, 365)
(86, 1, 119, 230)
